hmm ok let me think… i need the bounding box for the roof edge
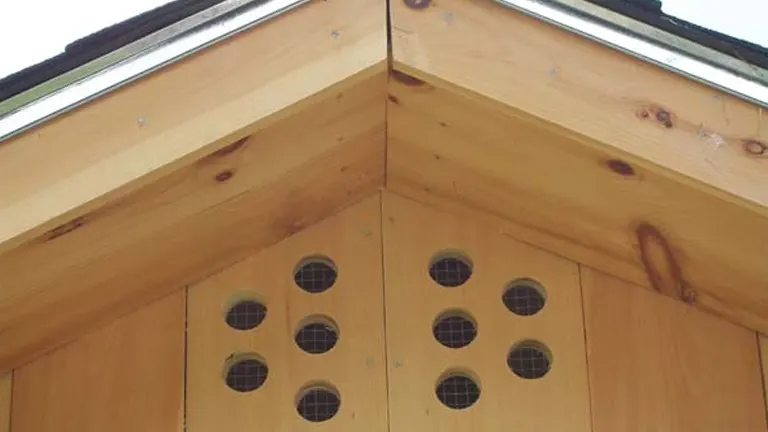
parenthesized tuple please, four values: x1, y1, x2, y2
(0, 0, 310, 142)
(494, 0, 768, 109)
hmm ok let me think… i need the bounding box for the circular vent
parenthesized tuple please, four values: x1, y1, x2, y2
(429, 252, 473, 287)
(503, 279, 546, 316)
(508, 341, 552, 379)
(295, 316, 339, 354)
(225, 356, 269, 392)
(297, 384, 341, 422)
(435, 371, 480, 409)
(433, 311, 477, 349)
(294, 257, 338, 293)
(225, 299, 267, 330)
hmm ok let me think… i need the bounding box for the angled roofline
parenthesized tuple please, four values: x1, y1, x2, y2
(2, 0, 768, 143)
(494, 0, 768, 109)
(0, 0, 310, 142)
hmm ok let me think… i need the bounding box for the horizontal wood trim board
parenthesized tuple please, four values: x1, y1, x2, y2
(0, 0, 386, 373)
(391, 0, 768, 216)
(0, 66, 387, 372)
(389, 0, 768, 333)
(0, 0, 386, 253)
(386, 71, 768, 333)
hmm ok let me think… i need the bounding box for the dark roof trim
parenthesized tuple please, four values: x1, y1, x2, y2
(585, 0, 768, 70)
(0, 0, 227, 103)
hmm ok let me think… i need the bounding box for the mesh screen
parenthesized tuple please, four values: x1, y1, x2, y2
(225, 300, 267, 330)
(429, 257, 472, 287)
(435, 375, 480, 409)
(433, 314, 476, 348)
(503, 283, 546, 316)
(297, 388, 341, 422)
(295, 260, 337, 293)
(295, 322, 338, 354)
(508, 344, 551, 379)
(225, 358, 269, 392)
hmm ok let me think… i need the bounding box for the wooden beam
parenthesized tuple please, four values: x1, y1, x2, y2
(388, 0, 768, 332)
(11, 291, 185, 432)
(0, 0, 386, 251)
(0, 0, 386, 372)
(391, 0, 768, 213)
(583, 268, 766, 432)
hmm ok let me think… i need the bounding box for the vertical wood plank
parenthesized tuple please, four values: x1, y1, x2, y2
(11, 292, 185, 432)
(0, 373, 10, 432)
(382, 192, 591, 431)
(187, 194, 388, 431)
(584, 267, 767, 432)
(761, 335, 768, 417)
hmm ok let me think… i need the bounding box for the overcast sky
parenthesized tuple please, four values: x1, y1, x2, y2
(0, 0, 765, 79)
(662, 0, 768, 48)
(0, 0, 173, 78)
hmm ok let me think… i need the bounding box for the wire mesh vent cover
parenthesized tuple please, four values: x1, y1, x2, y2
(507, 342, 551, 379)
(294, 257, 337, 293)
(225, 357, 269, 392)
(297, 386, 341, 422)
(295, 319, 339, 354)
(435, 373, 480, 409)
(225, 299, 267, 330)
(503, 280, 546, 316)
(429, 254, 473, 287)
(433, 312, 477, 349)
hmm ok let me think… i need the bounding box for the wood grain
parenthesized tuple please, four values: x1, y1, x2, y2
(761, 334, 768, 417)
(0, 0, 386, 250)
(387, 63, 768, 333)
(0, 0, 385, 372)
(11, 291, 185, 432)
(391, 0, 768, 214)
(187, 195, 388, 431)
(584, 268, 767, 432)
(0, 373, 9, 432)
(382, 192, 591, 432)
(0, 65, 385, 373)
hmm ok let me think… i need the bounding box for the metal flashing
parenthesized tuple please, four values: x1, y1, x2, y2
(0, 0, 310, 142)
(494, 0, 768, 109)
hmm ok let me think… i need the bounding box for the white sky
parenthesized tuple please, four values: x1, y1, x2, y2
(0, 0, 766, 80)
(0, 0, 172, 78)
(662, 0, 768, 48)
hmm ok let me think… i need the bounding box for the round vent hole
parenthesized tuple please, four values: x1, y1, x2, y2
(435, 371, 480, 409)
(433, 311, 477, 349)
(503, 280, 546, 316)
(225, 356, 268, 392)
(225, 299, 267, 330)
(297, 384, 341, 422)
(429, 252, 473, 287)
(295, 316, 339, 354)
(508, 341, 552, 379)
(294, 257, 337, 293)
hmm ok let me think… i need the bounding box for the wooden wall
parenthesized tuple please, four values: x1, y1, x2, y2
(0, 192, 765, 431)
(10, 291, 185, 432)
